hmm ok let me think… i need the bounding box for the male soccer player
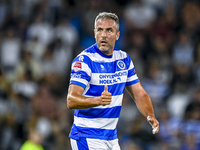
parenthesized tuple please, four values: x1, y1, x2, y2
(67, 12, 159, 150)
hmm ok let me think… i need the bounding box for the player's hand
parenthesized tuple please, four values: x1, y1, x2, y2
(100, 85, 112, 106)
(147, 116, 159, 134)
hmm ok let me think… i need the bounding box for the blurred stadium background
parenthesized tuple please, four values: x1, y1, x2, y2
(0, 0, 200, 149)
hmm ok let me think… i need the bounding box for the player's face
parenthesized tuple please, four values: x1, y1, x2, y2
(94, 19, 120, 55)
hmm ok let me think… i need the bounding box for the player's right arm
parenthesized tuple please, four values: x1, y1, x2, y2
(67, 84, 111, 109)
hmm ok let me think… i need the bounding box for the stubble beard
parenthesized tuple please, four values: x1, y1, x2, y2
(100, 48, 111, 54)
(99, 45, 113, 55)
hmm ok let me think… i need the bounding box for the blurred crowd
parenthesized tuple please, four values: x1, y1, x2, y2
(0, 0, 200, 149)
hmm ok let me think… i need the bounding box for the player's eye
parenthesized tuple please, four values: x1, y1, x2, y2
(107, 29, 112, 32)
(97, 28, 103, 32)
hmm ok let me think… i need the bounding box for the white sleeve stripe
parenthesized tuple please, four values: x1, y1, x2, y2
(70, 78, 88, 85)
(128, 61, 134, 70)
(127, 74, 138, 82)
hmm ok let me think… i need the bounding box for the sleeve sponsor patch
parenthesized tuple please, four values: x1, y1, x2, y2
(73, 62, 82, 72)
(71, 73, 81, 78)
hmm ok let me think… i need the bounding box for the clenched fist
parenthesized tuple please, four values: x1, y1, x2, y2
(100, 85, 112, 106)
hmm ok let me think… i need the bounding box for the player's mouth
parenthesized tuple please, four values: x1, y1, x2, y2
(100, 40, 107, 46)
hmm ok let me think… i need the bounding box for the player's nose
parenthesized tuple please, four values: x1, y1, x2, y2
(101, 30, 107, 37)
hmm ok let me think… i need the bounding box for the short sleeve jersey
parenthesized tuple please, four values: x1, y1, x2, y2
(69, 44, 139, 140)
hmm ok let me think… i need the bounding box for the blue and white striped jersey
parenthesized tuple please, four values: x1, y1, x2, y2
(69, 44, 140, 140)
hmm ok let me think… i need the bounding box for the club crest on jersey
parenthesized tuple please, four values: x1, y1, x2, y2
(117, 60, 125, 69)
(73, 62, 82, 72)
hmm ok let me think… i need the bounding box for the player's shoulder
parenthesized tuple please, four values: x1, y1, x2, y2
(79, 45, 96, 57)
(113, 48, 130, 60)
(72, 45, 96, 63)
(78, 44, 101, 62)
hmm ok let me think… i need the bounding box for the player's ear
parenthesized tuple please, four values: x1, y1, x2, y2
(94, 29, 96, 38)
(116, 31, 120, 40)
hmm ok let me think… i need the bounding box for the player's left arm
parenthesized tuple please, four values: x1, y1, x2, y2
(126, 82, 159, 134)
